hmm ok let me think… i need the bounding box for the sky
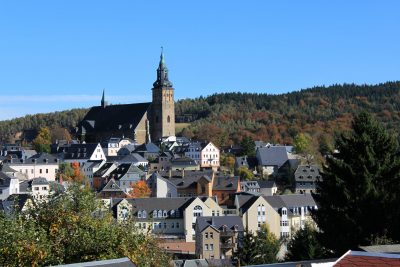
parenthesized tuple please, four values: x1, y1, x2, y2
(0, 1, 399, 120)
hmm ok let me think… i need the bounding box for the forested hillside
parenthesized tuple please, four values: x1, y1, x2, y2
(1, 81, 399, 147)
(175, 81, 400, 147)
(0, 109, 88, 142)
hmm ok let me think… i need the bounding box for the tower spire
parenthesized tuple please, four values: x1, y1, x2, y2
(153, 47, 173, 87)
(101, 89, 106, 108)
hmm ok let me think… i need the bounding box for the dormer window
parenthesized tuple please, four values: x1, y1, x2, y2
(158, 210, 162, 218)
(138, 210, 142, 218)
(142, 210, 147, 218)
(163, 210, 167, 217)
(153, 210, 157, 218)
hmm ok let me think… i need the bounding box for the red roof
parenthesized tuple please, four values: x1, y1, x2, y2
(334, 250, 400, 266)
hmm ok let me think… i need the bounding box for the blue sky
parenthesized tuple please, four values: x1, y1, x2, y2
(0, 1, 399, 120)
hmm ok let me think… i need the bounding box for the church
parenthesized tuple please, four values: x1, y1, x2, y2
(77, 51, 175, 144)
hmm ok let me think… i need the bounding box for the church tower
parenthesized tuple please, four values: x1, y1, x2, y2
(151, 48, 175, 141)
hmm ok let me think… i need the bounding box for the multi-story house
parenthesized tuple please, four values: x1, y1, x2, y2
(31, 177, 50, 201)
(110, 196, 223, 242)
(264, 193, 318, 238)
(148, 151, 174, 171)
(170, 157, 200, 171)
(81, 160, 106, 186)
(234, 194, 281, 238)
(185, 141, 220, 170)
(0, 171, 19, 200)
(195, 216, 244, 260)
(5, 153, 59, 181)
(102, 137, 134, 157)
(294, 165, 321, 194)
(92, 163, 118, 191)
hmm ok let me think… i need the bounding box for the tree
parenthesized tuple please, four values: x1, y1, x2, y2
(285, 223, 328, 261)
(0, 183, 170, 266)
(33, 127, 52, 153)
(58, 162, 85, 183)
(234, 225, 280, 265)
(293, 133, 315, 163)
(129, 180, 151, 198)
(313, 112, 400, 255)
(240, 136, 256, 157)
(236, 166, 255, 180)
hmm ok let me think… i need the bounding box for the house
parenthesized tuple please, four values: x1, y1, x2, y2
(234, 156, 258, 172)
(294, 165, 321, 194)
(108, 163, 146, 193)
(258, 180, 278, 196)
(170, 157, 200, 171)
(149, 151, 174, 171)
(92, 163, 118, 191)
(58, 143, 106, 165)
(185, 141, 220, 170)
(5, 153, 59, 181)
(195, 216, 244, 260)
(147, 173, 178, 198)
(111, 196, 223, 242)
(0, 194, 32, 215)
(157, 170, 215, 198)
(31, 177, 50, 201)
(98, 178, 128, 198)
(107, 153, 148, 167)
(0, 171, 19, 200)
(256, 146, 289, 176)
(134, 143, 161, 160)
(240, 181, 260, 194)
(212, 175, 240, 206)
(264, 193, 317, 238)
(80, 160, 106, 186)
(234, 194, 281, 238)
(101, 137, 134, 157)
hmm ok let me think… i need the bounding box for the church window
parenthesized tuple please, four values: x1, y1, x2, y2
(167, 116, 171, 123)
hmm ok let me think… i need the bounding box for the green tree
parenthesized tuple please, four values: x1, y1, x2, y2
(240, 136, 255, 156)
(313, 112, 400, 255)
(33, 127, 52, 153)
(0, 184, 170, 266)
(236, 166, 255, 180)
(285, 223, 328, 261)
(234, 225, 280, 265)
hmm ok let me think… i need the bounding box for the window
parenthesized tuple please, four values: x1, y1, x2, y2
(176, 222, 180, 228)
(142, 210, 147, 218)
(40, 169, 42, 174)
(46, 169, 48, 174)
(193, 205, 203, 217)
(153, 211, 157, 218)
(163, 210, 167, 217)
(205, 244, 209, 251)
(164, 222, 167, 229)
(212, 210, 215, 216)
(34, 187, 39, 190)
(143, 223, 146, 229)
(171, 223, 175, 228)
(205, 232, 208, 239)
(167, 115, 170, 123)
(31, 169, 34, 174)
(210, 244, 214, 250)
(42, 187, 47, 190)
(138, 211, 142, 218)
(210, 232, 213, 239)
(158, 222, 162, 229)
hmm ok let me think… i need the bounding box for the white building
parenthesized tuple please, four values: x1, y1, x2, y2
(185, 141, 220, 170)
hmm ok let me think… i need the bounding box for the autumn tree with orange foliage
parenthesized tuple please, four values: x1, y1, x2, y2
(58, 162, 85, 183)
(128, 180, 151, 198)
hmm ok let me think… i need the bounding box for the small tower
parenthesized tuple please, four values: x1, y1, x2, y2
(151, 48, 175, 141)
(101, 89, 107, 108)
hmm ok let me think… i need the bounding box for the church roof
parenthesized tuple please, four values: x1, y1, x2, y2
(79, 102, 151, 134)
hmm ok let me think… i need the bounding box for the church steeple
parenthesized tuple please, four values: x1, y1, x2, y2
(153, 47, 173, 88)
(101, 89, 106, 108)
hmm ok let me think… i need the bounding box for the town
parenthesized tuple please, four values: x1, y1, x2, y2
(1, 50, 399, 267)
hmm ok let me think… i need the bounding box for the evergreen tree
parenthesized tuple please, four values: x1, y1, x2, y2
(240, 136, 255, 156)
(313, 112, 400, 255)
(285, 223, 328, 261)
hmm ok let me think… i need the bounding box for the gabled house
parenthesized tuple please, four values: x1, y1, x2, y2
(294, 165, 321, 194)
(108, 163, 146, 193)
(80, 160, 106, 186)
(147, 173, 178, 198)
(58, 143, 106, 164)
(256, 146, 289, 176)
(149, 151, 174, 171)
(98, 178, 128, 198)
(264, 193, 317, 239)
(170, 157, 200, 171)
(257, 180, 278, 196)
(101, 137, 134, 157)
(107, 153, 148, 167)
(185, 141, 220, 170)
(92, 163, 118, 191)
(134, 143, 161, 160)
(195, 216, 244, 260)
(212, 175, 240, 206)
(0, 171, 19, 200)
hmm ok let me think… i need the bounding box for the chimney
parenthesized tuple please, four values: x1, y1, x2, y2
(182, 168, 185, 178)
(169, 169, 172, 178)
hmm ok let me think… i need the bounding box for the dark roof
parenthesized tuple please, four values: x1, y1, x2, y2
(58, 143, 99, 160)
(256, 146, 289, 167)
(54, 257, 137, 267)
(167, 174, 212, 189)
(235, 195, 259, 213)
(93, 163, 115, 177)
(7, 152, 59, 164)
(78, 102, 151, 134)
(32, 177, 49, 185)
(196, 216, 244, 233)
(294, 165, 321, 182)
(108, 163, 145, 180)
(101, 179, 125, 192)
(134, 143, 160, 154)
(106, 153, 147, 164)
(264, 194, 317, 213)
(0, 172, 12, 188)
(159, 170, 214, 180)
(0, 194, 30, 215)
(212, 175, 239, 191)
(258, 180, 277, 189)
(358, 244, 400, 254)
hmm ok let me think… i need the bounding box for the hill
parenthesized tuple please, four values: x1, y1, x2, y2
(1, 81, 399, 147)
(175, 81, 400, 148)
